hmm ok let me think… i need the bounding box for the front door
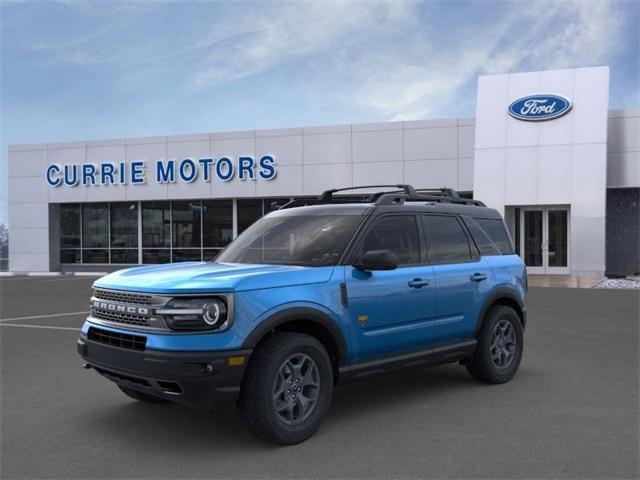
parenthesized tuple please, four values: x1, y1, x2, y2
(519, 207, 569, 274)
(345, 215, 436, 362)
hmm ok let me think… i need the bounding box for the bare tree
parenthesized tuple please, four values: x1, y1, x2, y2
(0, 222, 8, 261)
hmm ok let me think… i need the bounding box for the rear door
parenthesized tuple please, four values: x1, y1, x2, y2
(345, 214, 436, 362)
(421, 214, 494, 345)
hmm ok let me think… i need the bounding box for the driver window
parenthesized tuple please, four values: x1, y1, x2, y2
(361, 216, 420, 266)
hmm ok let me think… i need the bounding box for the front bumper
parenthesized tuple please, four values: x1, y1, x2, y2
(77, 334, 252, 410)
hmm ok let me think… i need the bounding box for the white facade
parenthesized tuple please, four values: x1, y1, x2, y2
(7, 66, 640, 275)
(474, 66, 610, 276)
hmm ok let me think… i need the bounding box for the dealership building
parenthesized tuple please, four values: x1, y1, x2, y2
(7, 66, 639, 276)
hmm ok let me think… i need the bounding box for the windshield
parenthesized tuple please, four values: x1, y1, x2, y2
(216, 215, 362, 266)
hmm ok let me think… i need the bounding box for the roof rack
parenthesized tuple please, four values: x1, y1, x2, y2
(280, 184, 485, 209)
(320, 184, 417, 203)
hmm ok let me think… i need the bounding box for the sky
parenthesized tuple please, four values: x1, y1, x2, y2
(1, 0, 638, 226)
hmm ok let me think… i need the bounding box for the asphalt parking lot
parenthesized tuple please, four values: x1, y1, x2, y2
(1, 276, 638, 479)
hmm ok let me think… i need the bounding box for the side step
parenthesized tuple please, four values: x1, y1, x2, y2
(337, 340, 476, 383)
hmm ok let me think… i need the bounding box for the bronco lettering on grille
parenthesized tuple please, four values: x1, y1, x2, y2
(92, 300, 149, 316)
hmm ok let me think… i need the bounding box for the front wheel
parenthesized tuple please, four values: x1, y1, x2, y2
(238, 332, 333, 445)
(466, 305, 523, 384)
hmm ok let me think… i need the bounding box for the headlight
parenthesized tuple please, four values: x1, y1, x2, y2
(157, 297, 229, 331)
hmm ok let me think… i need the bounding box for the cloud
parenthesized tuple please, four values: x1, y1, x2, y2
(188, 1, 414, 90)
(350, 0, 626, 121)
(2, 0, 632, 121)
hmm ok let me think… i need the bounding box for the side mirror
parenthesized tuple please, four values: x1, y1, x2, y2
(354, 249, 398, 271)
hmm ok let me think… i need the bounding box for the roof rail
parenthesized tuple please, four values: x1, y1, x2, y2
(279, 184, 485, 209)
(319, 185, 417, 203)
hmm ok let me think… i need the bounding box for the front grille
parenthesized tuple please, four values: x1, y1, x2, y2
(88, 327, 146, 351)
(92, 309, 151, 327)
(94, 288, 152, 305)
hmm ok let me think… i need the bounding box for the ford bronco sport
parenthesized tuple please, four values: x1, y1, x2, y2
(77, 185, 527, 445)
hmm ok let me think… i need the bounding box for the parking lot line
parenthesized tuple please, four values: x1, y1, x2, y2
(0, 323, 79, 331)
(0, 311, 88, 323)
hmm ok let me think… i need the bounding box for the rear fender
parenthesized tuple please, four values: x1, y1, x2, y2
(473, 285, 526, 336)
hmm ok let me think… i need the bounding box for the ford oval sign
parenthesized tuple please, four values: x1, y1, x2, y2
(508, 94, 572, 121)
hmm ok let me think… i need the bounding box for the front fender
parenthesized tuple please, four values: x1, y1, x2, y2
(240, 302, 348, 364)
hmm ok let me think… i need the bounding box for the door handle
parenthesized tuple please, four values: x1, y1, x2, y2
(470, 273, 487, 282)
(408, 278, 430, 288)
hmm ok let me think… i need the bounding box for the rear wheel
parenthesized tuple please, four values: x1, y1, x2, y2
(118, 385, 169, 404)
(238, 331, 333, 445)
(466, 305, 523, 384)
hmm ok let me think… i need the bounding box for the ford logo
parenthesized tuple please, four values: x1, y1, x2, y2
(508, 94, 572, 121)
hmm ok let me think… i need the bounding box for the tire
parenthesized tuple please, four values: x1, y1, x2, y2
(466, 305, 523, 384)
(238, 331, 333, 445)
(118, 385, 170, 404)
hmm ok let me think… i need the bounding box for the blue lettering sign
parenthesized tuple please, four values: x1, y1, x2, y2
(258, 155, 277, 180)
(46, 164, 61, 187)
(130, 161, 145, 184)
(179, 159, 197, 182)
(198, 158, 213, 182)
(156, 160, 175, 183)
(238, 157, 255, 180)
(101, 163, 115, 185)
(64, 164, 78, 186)
(45, 155, 276, 187)
(215, 157, 234, 182)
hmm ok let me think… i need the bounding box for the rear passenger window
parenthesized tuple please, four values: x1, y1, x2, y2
(463, 217, 501, 256)
(476, 219, 514, 254)
(360, 216, 420, 265)
(423, 215, 472, 263)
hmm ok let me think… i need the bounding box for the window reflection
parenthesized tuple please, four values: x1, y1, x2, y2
(60, 204, 81, 264)
(142, 202, 171, 248)
(237, 199, 263, 234)
(82, 204, 109, 248)
(59, 197, 298, 265)
(203, 200, 233, 248)
(172, 201, 202, 248)
(111, 203, 138, 248)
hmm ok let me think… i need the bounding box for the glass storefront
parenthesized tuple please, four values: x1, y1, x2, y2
(110, 202, 138, 263)
(59, 204, 81, 263)
(59, 197, 295, 265)
(203, 199, 233, 261)
(509, 205, 570, 275)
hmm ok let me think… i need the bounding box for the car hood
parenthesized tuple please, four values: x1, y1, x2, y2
(93, 262, 336, 294)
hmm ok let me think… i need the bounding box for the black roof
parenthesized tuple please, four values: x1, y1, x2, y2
(273, 185, 503, 220)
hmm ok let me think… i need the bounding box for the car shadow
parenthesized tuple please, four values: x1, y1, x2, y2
(82, 364, 491, 451)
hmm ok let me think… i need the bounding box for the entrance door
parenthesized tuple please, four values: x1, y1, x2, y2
(518, 207, 569, 274)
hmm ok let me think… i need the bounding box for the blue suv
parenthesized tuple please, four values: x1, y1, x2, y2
(77, 185, 527, 444)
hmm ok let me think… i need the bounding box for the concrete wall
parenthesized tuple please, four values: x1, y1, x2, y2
(7, 65, 638, 274)
(8, 119, 475, 272)
(473, 66, 610, 276)
(607, 108, 640, 188)
(8, 144, 50, 272)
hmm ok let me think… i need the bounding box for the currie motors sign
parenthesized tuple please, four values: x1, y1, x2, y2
(45, 155, 277, 187)
(508, 94, 572, 121)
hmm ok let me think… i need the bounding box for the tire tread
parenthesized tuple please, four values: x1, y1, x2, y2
(466, 305, 523, 384)
(238, 331, 332, 445)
